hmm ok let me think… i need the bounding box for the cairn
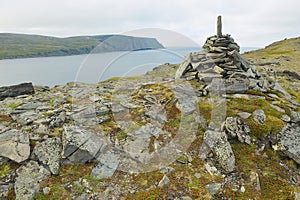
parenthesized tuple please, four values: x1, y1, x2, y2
(175, 16, 268, 94)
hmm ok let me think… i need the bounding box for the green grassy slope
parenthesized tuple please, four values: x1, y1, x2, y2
(0, 33, 164, 59)
(243, 36, 300, 73)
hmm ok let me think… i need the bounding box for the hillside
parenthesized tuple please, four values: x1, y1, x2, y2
(243, 36, 300, 74)
(0, 33, 164, 59)
(0, 34, 300, 199)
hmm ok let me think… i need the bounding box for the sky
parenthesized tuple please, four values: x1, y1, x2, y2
(0, 0, 299, 48)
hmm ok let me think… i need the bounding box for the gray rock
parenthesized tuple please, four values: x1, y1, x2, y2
(50, 111, 66, 128)
(14, 161, 50, 200)
(203, 130, 235, 172)
(270, 104, 285, 113)
(253, 109, 266, 124)
(272, 82, 292, 100)
(35, 124, 49, 135)
(62, 126, 108, 163)
(32, 137, 62, 175)
(181, 196, 193, 200)
(281, 114, 291, 122)
(146, 105, 167, 124)
(13, 111, 39, 126)
(0, 129, 30, 163)
(224, 117, 251, 144)
(237, 112, 251, 119)
(276, 123, 300, 164)
(205, 183, 222, 195)
(225, 78, 250, 94)
(16, 102, 42, 110)
(158, 175, 170, 187)
(123, 134, 150, 162)
(246, 68, 256, 78)
(291, 111, 300, 123)
(194, 173, 201, 179)
(43, 187, 51, 195)
(0, 124, 10, 134)
(172, 84, 198, 115)
(0, 82, 34, 101)
(91, 162, 116, 180)
(91, 150, 119, 179)
(132, 123, 162, 138)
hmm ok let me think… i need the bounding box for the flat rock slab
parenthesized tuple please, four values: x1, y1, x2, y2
(62, 126, 108, 164)
(0, 129, 30, 163)
(0, 82, 34, 101)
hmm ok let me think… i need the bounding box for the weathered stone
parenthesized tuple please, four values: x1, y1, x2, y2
(15, 161, 50, 200)
(237, 112, 251, 119)
(32, 137, 62, 175)
(253, 109, 266, 124)
(62, 126, 108, 164)
(203, 130, 235, 172)
(224, 117, 251, 144)
(217, 16, 222, 38)
(281, 114, 291, 122)
(0, 82, 34, 101)
(291, 111, 300, 123)
(92, 150, 120, 179)
(225, 78, 250, 93)
(35, 124, 49, 135)
(16, 102, 42, 110)
(158, 175, 170, 187)
(172, 84, 198, 115)
(270, 104, 285, 113)
(0, 129, 30, 163)
(206, 183, 222, 195)
(276, 123, 300, 164)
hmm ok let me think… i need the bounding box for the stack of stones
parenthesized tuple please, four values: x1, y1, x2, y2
(175, 16, 267, 94)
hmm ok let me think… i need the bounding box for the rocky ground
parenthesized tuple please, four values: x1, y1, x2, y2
(1, 46, 300, 199)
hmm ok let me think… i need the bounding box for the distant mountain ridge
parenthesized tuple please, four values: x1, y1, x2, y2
(0, 33, 164, 59)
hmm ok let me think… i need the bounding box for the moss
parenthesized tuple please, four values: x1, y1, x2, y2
(36, 163, 97, 199)
(0, 162, 17, 178)
(242, 115, 284, 139)
(245, 89, 267, 97)
(223, 142, 297, 199)
(198, 100, 213, 123)
(7, 103, 21, 110)
(0, 114, 13, 123)
(117, 130, 127, 141)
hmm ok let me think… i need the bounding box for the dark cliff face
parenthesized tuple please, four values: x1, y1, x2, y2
(0, 33, 164, 59)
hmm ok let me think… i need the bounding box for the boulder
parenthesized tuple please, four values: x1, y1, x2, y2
(62, 126, 108, 164)
(203, 130, 235, 173)
(14, 161, 50, 200)
(0, 83, 34, 101)
(276, 123, 300, 164)
(0, 129, 30, 163)
(225, 78, 250, 94)
(32, 137, 62, 175)
(253, 109, 266, 124)
(224, 117, 251, 144)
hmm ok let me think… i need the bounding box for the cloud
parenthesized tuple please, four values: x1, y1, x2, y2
(0, 0, 299, 47)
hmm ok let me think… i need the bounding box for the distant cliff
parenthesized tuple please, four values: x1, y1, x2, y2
(0, 33, 164, 59)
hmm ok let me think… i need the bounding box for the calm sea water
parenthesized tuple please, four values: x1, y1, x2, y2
(0, 47, 257, 87)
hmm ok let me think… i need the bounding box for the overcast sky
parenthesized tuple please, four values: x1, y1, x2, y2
(0, 0, 299, 47)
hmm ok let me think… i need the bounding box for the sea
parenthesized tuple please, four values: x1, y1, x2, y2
(0, 47, 258, 87)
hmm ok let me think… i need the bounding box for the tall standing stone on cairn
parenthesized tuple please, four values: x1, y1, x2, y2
(217, 16, 222, 38)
